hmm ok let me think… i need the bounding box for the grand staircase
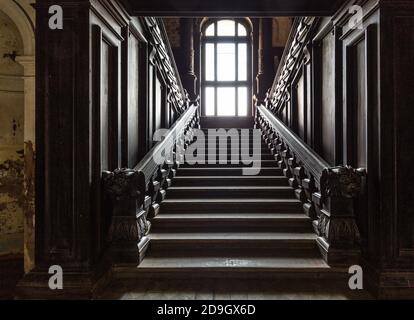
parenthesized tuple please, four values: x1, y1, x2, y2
(117, 123, 341, 280)
(102, 119, 372, 299)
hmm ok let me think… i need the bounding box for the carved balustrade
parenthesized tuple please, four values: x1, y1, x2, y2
(256, 104, 365, 266)
(103, 104, 199, 264)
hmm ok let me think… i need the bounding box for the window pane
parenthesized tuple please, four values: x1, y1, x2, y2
(238, 87, 248, 116)
(217, 20, 235, 36)
(205, 23, 215, 36)
(238, 43, 247, 81)
(205, 43, 215, 81)
(238, 23, 247, 36)
(217, 87, 236, 116)
(205, 87, 215, 116)
(217, 43, 235, 81)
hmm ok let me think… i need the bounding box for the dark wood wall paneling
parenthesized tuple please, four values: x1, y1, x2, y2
(342, 21, 377, 247)
(19, 0, 186, 298)
(312, 24, 342, 166)
(33, 2, 93, 270)
(266, 0, 414, 298)
(90, 2, 126, 260)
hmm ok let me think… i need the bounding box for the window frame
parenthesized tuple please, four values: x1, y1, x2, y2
(201, 18, 253, 117)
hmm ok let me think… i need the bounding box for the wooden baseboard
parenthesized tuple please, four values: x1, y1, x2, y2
(364, 262, 414, 299)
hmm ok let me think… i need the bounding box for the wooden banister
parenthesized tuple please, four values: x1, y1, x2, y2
(101, 17, 200, 264)
(144, 17, 189, 114)
(266, 17, 318, 115)
(102, 104, 199, 264)
(256, 104, 365, 266)
(257, 105, 328, 186)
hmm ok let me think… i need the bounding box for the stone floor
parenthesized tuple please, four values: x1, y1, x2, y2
(96, 278, 373, 300)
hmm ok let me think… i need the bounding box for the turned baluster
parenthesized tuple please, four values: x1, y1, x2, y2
(301, 175, 317, 220)
(293, 165, 308, 205)
(147, 174, 161, 219)
(281, 147, 292, 178)
(287, 156, 298, 188)
(275, 139, 286, 168)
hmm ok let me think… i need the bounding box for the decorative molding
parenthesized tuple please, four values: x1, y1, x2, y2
(267, 17, 318, 114)
(143, 17, 188, 115)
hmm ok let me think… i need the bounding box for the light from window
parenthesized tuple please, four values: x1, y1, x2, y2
(202, 19, 251, 117)
(217, 43, 235, 81)
(238, 87, 248, 116)
(238, 43, 247, 81)
(205, 87, 215, 116)
(238, 23, 247, 36)
(217, 20, 235, 36)
(205, 43, 215, 80)
(205, 23, 215, 36)
(217, 87, 236, 116)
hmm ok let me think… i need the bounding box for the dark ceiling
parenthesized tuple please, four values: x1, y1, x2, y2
(120, 0, 346, 16)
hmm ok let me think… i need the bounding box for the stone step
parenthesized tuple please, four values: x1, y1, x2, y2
(179, 153, 275, 160)
(160, 198, 303, 213)
(176, 167, 283, 176)
(111, 255, 351, 280)
(186, 148, 267, 154)
(152, 213, 312, 232)
(188, 141, 268, 148)
(172, 176, 289, 187)
(200, 128, 259, 133)
(180, 160, 278, 168)
(148, 232, 318, 255)
(166, 186, 295, 199)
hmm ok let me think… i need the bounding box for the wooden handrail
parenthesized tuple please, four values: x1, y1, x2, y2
(257, 105, 329, 186)
(103, 104, 199, 264)
(135, 104, 198, 186)
(158, 18, 187, 107)
(268, 18, 301, 98)
(144, 17, 189, 114)
(256, 104, 364, 266)
(266, 17, 318, 114)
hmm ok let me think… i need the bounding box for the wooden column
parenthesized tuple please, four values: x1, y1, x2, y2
(180, 18, 197, 101)
(16, 0, 109, 298)
(256, 18, 273, 103)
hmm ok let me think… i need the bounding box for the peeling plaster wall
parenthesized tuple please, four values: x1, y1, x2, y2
(0, 9, 25, 257)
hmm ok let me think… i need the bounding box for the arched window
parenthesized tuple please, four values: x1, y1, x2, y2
(201, 19, 252, 116)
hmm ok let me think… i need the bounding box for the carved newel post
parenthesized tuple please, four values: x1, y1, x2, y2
(102, 168, 151, 264)
(314, 166, 365, 266)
